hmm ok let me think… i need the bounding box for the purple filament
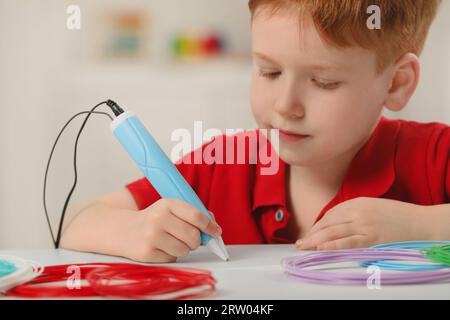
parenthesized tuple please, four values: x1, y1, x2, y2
(282, 249, 450, 285)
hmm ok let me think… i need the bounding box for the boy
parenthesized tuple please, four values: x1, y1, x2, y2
(60, 0, 449, 263)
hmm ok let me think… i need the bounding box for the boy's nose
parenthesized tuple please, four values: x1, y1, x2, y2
(274, 86, 305, 119)
(275, 103, 305, 119)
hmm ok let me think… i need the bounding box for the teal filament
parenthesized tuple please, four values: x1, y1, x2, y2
(0, 259, 17, 277)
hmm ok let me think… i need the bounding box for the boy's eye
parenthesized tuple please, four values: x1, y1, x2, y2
(312, 78, 341, 90)
(258, 70, 281, 80)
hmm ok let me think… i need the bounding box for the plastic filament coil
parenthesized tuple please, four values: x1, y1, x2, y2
(7, 262, 216, 300)
(282, 248, 450, 286)
(426, 244, 450, 267)
(362, 241, 450, 271)
(0, 255, 43, 293)
(0, 259, 17, 277)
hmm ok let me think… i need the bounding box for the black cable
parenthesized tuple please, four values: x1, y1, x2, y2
(43, 104, 113, 248)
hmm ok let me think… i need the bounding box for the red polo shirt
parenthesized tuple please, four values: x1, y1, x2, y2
(126, 117, 450, 245)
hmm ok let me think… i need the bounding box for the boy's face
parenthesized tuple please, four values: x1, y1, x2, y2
(251, 9, 393, 167)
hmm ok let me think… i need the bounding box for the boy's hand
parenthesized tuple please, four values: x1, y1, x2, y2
(126, 198, 222, 263)
(296, 197, 426, 251)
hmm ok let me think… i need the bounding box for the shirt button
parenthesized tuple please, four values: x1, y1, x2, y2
(275, 209, 284, 222)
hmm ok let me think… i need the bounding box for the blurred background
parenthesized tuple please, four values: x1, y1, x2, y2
(0, 0, 448, 249)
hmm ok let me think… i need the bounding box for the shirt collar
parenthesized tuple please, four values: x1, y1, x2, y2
(252, 116, 401, 213)
(252, 132, 286, 212)
(338, 116, 400, 200)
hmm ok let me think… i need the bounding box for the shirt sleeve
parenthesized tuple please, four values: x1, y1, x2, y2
(445, 133, 450, 203)
(427, 123, 450, 203)
(125, 138, 218, 210)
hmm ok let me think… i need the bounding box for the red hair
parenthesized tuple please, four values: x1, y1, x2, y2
(249, 0, 441, 71)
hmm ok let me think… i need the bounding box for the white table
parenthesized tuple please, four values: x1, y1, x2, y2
(1, 244, 449, 299)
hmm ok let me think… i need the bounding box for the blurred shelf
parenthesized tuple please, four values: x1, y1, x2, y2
(63, 56, 253, 92)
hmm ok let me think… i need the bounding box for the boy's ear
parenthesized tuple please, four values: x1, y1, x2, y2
(384, 53, 420, 112)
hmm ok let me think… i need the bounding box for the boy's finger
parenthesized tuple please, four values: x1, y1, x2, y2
(308, 208, 352, 235)
(298, 223, 354, 250)
(317, 235, 366, 251)
(164, 214, 201, 250)
(166, 199, 221, 237)
(147, 248, 177, 263)
(155, 232, 192, 258)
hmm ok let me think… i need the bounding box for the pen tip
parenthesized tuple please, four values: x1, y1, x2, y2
(206, 237, 230, 261)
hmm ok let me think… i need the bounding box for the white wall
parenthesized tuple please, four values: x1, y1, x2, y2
(384, 0, 450, 122)
(0, 1, 448, 249)
(0, 0, 253, 249)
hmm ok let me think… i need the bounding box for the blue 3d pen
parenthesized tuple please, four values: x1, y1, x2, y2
(108, 102, 229, 261)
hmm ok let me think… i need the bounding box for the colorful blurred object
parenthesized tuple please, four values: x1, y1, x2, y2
(104, 10, 150, 59)
(172, 31, 225, 60)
